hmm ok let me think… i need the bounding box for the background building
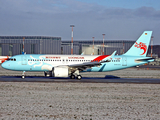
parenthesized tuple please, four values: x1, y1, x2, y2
(0, 36, 61, 56)
(0, 36, 136, 56)
(61, 44, 80, 55)
(62, 40, 134, 55)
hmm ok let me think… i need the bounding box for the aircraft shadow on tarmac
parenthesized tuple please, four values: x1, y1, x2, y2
(1, 75, 160, 84)
(0, 75, 120, 79)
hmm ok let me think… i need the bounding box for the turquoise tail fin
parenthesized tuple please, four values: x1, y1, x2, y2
(124, 31, 152, 56)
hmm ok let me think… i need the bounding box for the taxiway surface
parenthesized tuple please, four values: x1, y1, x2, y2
(0, 65, 160, 83)
(1, 66, 160, 119)
(0, 76, 160, 84)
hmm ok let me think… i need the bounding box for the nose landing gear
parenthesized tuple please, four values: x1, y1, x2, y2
(22, 71, 25, 79)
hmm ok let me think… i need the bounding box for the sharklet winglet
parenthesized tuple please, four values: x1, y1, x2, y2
(102, 51, 117, 62)
(111, 51, 117, 57)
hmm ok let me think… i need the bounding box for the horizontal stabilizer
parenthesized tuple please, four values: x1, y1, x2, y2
(135, 57, 154, 62)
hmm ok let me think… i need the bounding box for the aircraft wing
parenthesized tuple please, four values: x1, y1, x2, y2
(68, 51, 116, 71)
(69, 60, 110, 71)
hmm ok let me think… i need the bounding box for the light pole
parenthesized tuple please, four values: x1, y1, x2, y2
(102, 34, 105, 55)
(70, 25, 75, 55)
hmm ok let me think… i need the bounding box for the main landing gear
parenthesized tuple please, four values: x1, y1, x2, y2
(70, 70, 82, 80)
(77, 75, 82, 80)
(70, 74, 82, 80)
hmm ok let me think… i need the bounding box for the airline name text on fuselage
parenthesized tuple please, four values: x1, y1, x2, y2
(46, 56, 61, 59)
(68, 57, 84, 59)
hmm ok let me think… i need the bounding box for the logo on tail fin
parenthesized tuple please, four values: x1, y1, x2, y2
(134, 42, 147, 55)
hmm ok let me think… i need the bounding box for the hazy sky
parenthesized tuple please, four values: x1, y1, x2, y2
(0, 0, 160, 44)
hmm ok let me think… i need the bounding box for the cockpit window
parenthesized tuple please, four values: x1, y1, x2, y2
(7, 58, 16, 61)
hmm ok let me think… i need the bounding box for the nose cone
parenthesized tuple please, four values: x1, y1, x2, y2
(1, 62, 9, 70)
(1, 62, 7, 69)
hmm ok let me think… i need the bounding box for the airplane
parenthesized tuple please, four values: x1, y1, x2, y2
(1, 31, 154, 79)
(0, 56, 10, 63)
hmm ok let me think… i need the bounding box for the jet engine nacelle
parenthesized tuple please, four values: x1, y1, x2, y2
(52, 66, 69, 77)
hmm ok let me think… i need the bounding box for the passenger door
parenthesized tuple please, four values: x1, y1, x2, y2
(122, 57, 127, 66)
(21, 56, 27, 65)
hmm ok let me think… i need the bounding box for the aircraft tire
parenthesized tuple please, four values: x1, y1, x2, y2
(22, 75, 25, 79)
(70, 75, 75, 79)
(77, 75, 82, 80)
